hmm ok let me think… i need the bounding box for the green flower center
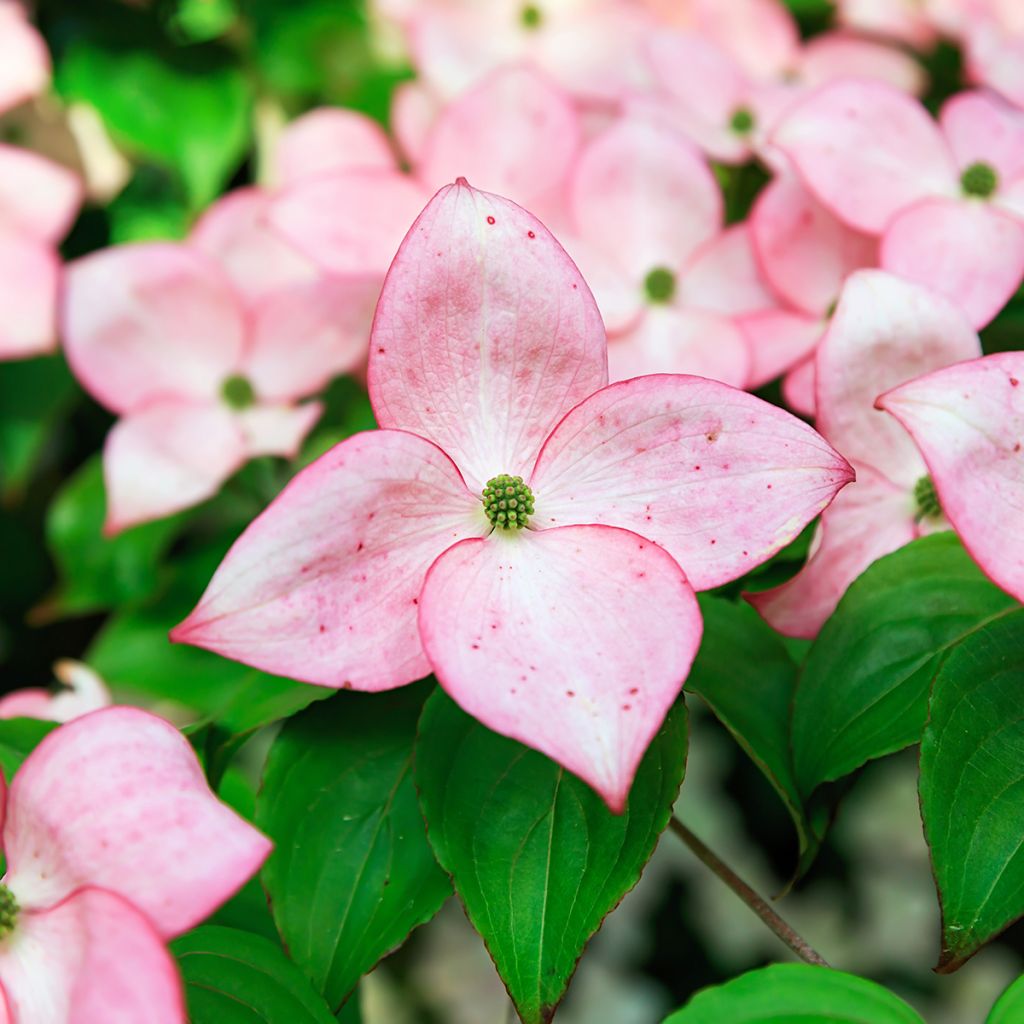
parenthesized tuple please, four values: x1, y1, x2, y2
(914, 474, 942, 521)
(0, 884, 19, 939)
(961, 161, 998, 199)
(644, 266, 677, 304)
(482, 474, 535, 530)
(521, 4, 542, 28)
(730, 107, 756, 136)
(222, 374, 256, 410)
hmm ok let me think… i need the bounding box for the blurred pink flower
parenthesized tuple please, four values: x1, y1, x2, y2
(62, 227, 371, 531)
(0, 146, 81, 360)
(0, 1, 49, 115)
(0, 706, 269, 1022)
(750, 271, 981, 638)
(775, 82, 1024, 328)
(878, 351, 1024, 604)
(741, 174, 879, 414)
(0, 661, 110, 723)
(562, 117, 771, 386)
(173, 180, 852, 811)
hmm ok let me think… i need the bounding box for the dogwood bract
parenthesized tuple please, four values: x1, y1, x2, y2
(174, 181, 851, 810)
(0, 661, 110, 723)
(0, 707, 270, 1022)
(878, 351, 1024, 604)
(750, 270, 982, 638)
(774, 82, 1024, 328)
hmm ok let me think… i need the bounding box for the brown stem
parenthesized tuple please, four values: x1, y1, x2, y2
(669, 816, 829, 968)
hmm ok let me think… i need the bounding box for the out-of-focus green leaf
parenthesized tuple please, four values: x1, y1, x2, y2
(173, 926, 338, 1023)
(55, 15, 251, 207)
(791, 534, 1017, 797)
(0, 718, 57, 781)
(258, 683, 448, 1011)
(920, 609, 1024, 972)
(0, 356, 78, 499)
(106, 165, 190, 242)
(42, 455, 183, 619)
(988, 974, 1024, 1024)
(687, 596, 822, 875)
(662, 963, 924, 1023)
(416, 691, 687, 1024)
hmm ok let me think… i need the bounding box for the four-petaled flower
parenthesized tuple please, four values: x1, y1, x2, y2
(0, 706, 270, 1022)
(174, 180, 852, 811)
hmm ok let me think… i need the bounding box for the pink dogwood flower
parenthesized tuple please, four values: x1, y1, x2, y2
(173, 180, 852, 810)
(0, 661, 110, 723)
(0, 706, 270, 1022)
(750, 271, 981, 638)
(633, 26, 924, 166)
(563, 117, 774, 387)
(0, 1, 49, 115)
(0, 146, 82, 360)
(877, 351, 1024, 604)
(742, 174, 879, 414)
(775, 82, 1024, 328)
(836, 0, 968, 48)
(62, 212, 373, 532)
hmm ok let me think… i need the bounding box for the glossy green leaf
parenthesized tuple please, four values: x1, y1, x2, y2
(87, 545, 322, 738)
(662, 963, 924, 1023)
(0, 719, 57, 781)
(687, 596, 821, 874)
(172, 926, 337, 1024)
(920, 609, 1024, 972)
(257, 683, 449, 1011)
(416, 690, 687, 1024)
(988, 974, 1024, 1024)
(42, 455, 183, 619)
(0, 356, 78, 499)
(56, 17, 251, 207)
(792, 534, 1017, 797)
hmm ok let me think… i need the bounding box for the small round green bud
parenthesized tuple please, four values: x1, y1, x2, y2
(482, 474, 535, 530)
(521, 4, 542, 28)
(222, 374, 256, 410)
(730, 107, 755, 136)
(644, 266, 677, 304)
(914, 474, 942, 521)
(961, 161, 998, 199)
(0, 884, 19, 939)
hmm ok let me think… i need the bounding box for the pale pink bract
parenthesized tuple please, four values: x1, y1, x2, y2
(0, 662, 110, 724)
(174, 181, 852, 811)
(0, 706, 270, 1023)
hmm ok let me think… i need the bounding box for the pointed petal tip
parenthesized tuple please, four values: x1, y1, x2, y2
(454, 175, 471, 187)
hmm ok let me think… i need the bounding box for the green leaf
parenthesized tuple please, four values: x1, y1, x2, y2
(41, 455, 183, 619)
(919, 608, 1024, 972)
(662, 963, 924, 1023)
(687, 596, 821, 874)
(257, 683, 448, 1011)
(172, 926, 338, 1023)
(55, 16, 251, 207)
(0, 356, 78, 499)
(0, 719, 57, 781)
(415, 690, 687, 1024)
(988, 974, 1024, 1024)
(792, 534, 1017, 797)
(87, 545, 323, 739)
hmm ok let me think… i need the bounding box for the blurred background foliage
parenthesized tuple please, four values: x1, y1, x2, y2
(1, 1, 1023, 1021)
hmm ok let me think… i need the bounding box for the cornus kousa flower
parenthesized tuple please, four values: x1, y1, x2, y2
(0, 706, 270, 1022)
(750, 270, 981, 639)
(62, 230, 370, 532)
(877, 351, 1024, 604)
(0, 661, 110, 723)
(564, 117, 775, 388)
(173, 180, 852, 811)
(633, 25, 923, 167)
(775, 82, 1024, 329)
(742, 174, 879, 416)
(0, 146, 82, 360)
(272, 66, 584, 277)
